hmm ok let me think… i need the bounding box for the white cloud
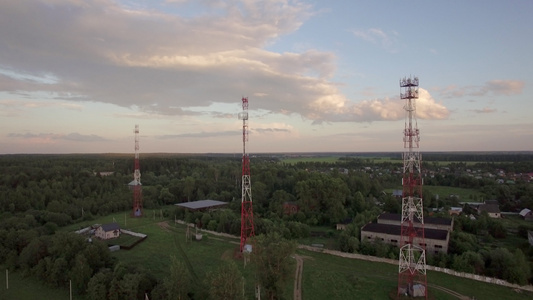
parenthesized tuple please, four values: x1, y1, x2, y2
(0, 1, 449, 131)
(351, 27, 399, 52)
(304, 88, 449, 123)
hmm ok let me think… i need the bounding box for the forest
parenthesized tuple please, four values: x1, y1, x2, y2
(0, 153, 532, 298)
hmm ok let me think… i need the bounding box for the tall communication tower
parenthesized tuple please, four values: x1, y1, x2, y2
(132, 124, 143, 217)
(238, 97, 255, 252)
(397, 77, 427, 298)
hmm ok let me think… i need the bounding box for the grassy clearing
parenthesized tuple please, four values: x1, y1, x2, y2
(298, 249, 533, 300)
(59, 210, 532, 299)
(109, 217, 264, 298)
(0, 267, 87, 300)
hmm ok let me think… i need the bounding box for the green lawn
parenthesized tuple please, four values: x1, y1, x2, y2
(298, 249, 533, 300)
(0, 268, 87, 300)
(51, 210, 533, 299)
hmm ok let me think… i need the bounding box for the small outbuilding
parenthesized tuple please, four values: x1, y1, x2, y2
(95, 222, 121, 240)
(519, 208, 532, 221)
(175, 199, 228, 212)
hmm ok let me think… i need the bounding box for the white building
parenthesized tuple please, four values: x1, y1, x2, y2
(95, 223, 121, 240)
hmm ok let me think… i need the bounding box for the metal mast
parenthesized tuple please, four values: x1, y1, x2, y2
(397, 76, 427, 298)
(133, 124, 143, 217)
(239, 97, 255, 252)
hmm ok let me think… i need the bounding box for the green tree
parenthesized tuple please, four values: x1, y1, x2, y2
(183, 176, 196, 202)
(120, 273, 144, 300)
(165, 256, 192, 300)
(253, 232, 297, 300)
(50, 257, 68, 286)
(87, 270, 112, 300)
(451, 251, 484, 274)
(70, 253, 93, 293)
(205, 261, 244, 300)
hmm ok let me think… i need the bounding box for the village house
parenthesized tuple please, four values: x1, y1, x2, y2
(95, 222, 121, 240)
(477, 200, 501, 218)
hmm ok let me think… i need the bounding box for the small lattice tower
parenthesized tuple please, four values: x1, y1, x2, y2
(397, 76, 427, 298)
(132, 124, 143, 217)
(238, 97, 255, 252)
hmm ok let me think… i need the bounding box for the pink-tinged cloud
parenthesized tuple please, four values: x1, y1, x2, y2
(435, 80, 524, 98)
(482, 80, 524, 96)
(9, 132, 107, 142)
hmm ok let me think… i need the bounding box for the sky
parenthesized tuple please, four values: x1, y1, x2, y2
(0, 0, 532, 154)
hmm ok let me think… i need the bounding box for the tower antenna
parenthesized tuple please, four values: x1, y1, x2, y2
(397, 76, 427, 298)
(238, 97, 255, 252)
(132, 124, 143, 217)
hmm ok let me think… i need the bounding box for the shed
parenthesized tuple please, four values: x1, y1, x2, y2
(519, 208, 532, 219)
(175, 200, 228, 212)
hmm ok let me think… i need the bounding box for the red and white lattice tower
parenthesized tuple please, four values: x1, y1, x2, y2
(397, 76, 427, 298)
(238, 97, 255, 252)
(132, 124, 143, 217)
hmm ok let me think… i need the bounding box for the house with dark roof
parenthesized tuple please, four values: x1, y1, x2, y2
(95, 223, 121, 240)
(377, 213, 454, 231)
(477, 203, 501, 218)
(360, 213, 453, 254)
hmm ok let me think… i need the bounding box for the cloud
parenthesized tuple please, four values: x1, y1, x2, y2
(480, 80, 524, 96)
(155, 130, 240, 139)
(255, 128, 291, 134)
(0, 99, 84, 117)
(305, 88, 449, 123)
(351, 28, 399, 51)
(8, 132, 107, 142)
(471, 107, 497, 114)
(0, 1, 339, 117)
(435, 80, 524, 98)
(0, 1, 447, 127)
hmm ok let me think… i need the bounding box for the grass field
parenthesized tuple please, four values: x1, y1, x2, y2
(0, 268, 88, 300)
(298, 249, 533, 300)
(10, 209, 530, 299)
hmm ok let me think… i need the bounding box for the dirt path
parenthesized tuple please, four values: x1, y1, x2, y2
(157, 221, 170, 232)
(427, 283, 471, 299)
(293, 254, 303, 300)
